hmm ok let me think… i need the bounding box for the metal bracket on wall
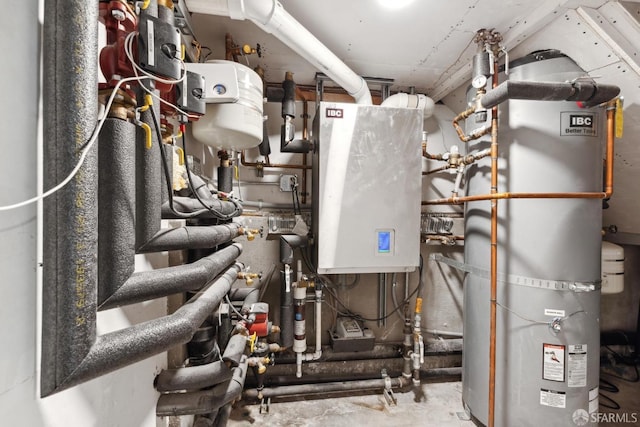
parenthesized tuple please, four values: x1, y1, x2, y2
(430, 254, 601, 292)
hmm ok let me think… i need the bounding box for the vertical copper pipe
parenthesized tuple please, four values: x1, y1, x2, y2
(605, 101, 615, 197)
(488, 62, 499, 427)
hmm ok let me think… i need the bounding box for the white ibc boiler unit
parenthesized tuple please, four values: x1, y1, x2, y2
(463, 51, 604, 426)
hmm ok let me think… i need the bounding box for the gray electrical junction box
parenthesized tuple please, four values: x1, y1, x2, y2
(312, 102, 423, 274)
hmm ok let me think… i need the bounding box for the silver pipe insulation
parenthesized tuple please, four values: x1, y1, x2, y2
(54, 264, 243, 393)
(156, 356, 250, 416)
(155, 360, 233, 392)
(480, 80, 620, 109)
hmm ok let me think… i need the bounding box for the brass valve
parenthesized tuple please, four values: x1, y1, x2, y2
(238, 272, 259, 286)
(240, 227, 262, 241)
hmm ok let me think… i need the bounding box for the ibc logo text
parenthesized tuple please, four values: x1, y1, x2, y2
(569, 115, 593, 128)
(326, 108, 343, 118)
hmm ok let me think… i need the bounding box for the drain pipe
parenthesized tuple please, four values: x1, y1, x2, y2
(156, 356, 249, 416)
(185, 0, 372, 104)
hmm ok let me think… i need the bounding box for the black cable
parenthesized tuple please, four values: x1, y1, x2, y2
(599, 378, 619, 393)
(598, 392, 621, 410)
(180, 131, 241, 220)
(149, 106, 211, 219)
(148, 106, 241, 220)
(322, 275, 421, 323)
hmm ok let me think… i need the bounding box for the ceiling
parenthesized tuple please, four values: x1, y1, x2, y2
(189, 0, 613, 100)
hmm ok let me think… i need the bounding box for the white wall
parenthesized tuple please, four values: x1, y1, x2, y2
(0, 3, 167, 426)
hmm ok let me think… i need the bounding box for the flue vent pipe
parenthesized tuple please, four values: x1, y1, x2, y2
(185, 0, 372, 104)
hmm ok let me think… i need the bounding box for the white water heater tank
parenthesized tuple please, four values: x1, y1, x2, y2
(190, 60, 263, 150)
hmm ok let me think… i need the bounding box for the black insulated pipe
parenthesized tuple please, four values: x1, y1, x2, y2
(155, 360, 233, 392)
(99, 243, 243, 310)
(137, 222, 243, 253)
(480, 80, 620, 109)
(162, 197, 241, 219)
(156, 357, 249, 416)
(244, 376, 409, 399)
(41, 0, 99, 398)
(222, 334, 247, 367)
(217, 164, 233, 193)
(244, 367, 462, 396)
(98, 118, 137, 303)
(280, 269, 294, 349)
(136, 92, 163, 249)
(53, 264, 243, 393)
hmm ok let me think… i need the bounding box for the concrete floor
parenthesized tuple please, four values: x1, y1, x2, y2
(599, 362, 640, 427)
(228, 379, 473, 427)
(227, 371, 640, 427)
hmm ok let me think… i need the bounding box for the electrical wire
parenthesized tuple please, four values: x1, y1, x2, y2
(496, 302, 586, 326)
(179, 131, 242, 220)
(598, 392, 621, 410)
(224, 294, 249, 322)
(321, 274, 421, 323)
(124, 31, 199, 121)
(0, 75, 149, 212)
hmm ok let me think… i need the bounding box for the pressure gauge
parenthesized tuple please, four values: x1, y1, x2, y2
(472, 75, 487, 89)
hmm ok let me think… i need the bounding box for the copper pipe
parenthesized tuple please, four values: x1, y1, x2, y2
(488, 63, 499, 427)
(452, 104, 492, 143)
(605, 101, 615, 197)
(422, 104, 617, 205)
(422, 191, 608, 205)
(240, 151, 312, 170)
(452, 106, 476, 142)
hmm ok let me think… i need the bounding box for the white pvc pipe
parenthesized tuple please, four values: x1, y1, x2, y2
(186, 0, 372, 104)
(381, 93, 436, 119)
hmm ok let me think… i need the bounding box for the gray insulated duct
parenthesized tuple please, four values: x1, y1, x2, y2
(41, 0, 246, 396)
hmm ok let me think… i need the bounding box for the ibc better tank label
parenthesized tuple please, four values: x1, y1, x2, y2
(560, 112, 598, 137)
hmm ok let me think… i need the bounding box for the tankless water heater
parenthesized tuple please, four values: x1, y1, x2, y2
(312, 102, 423, 274)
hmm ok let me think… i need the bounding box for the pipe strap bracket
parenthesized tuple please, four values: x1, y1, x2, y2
(431, 254, 601, 292)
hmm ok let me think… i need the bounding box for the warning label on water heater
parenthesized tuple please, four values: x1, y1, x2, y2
(560, 112, 598, 137)
(568, 344, 587, 387)
(540, 389, 566, 408)
(543, 343, 565, 382)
